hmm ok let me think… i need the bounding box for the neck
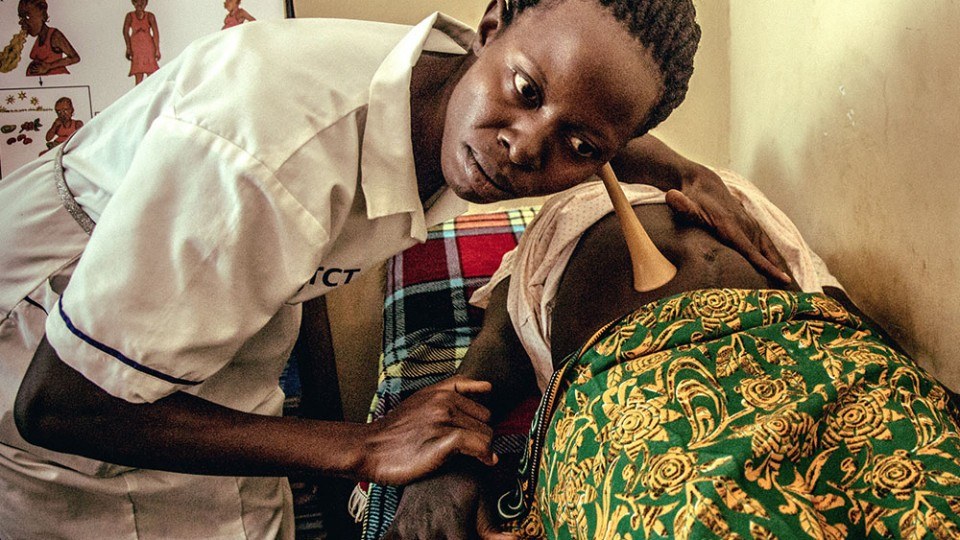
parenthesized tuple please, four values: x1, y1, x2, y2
(409, 51, 474, 204)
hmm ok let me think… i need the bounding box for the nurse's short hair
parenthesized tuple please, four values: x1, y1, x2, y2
(501, 0, 700, 136)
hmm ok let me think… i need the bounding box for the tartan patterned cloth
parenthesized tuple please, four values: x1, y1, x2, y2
(360, 207, 540, 539)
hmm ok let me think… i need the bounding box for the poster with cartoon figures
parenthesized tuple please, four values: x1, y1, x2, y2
(0, 86, 91, 176)
(0, 0, 286, 178)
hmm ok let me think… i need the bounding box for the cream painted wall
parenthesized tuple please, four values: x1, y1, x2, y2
(294, 0, 488, 26)
(653, 0, 730, 168)
(728, 1, 960, 388)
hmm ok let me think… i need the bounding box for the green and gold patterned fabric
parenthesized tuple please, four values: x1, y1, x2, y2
(499, 289, 960, 539)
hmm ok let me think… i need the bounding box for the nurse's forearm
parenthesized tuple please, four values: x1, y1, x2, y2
(15, 337, 364, 478)
(15, 337, 497, 485)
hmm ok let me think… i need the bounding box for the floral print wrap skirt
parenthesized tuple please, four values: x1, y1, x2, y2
(499, 289, 960, 539)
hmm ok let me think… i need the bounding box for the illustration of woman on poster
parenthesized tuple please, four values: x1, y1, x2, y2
(18, 0, 80, 77)
(122, 0, 160, 85)
(222, 0, 256, 30)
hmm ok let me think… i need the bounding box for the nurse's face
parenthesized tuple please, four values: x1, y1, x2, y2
(441, 0, 663, 204)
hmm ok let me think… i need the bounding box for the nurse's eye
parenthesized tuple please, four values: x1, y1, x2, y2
(570, 136, 600, 159)
(513, 71, 540, 106)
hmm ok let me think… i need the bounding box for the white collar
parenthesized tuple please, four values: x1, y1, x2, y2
(359, 12, 473, 241)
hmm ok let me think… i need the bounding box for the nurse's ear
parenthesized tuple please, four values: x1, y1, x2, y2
(473, 0, 508, 54)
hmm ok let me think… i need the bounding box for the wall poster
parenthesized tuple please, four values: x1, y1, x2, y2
(0, 0, 289, 177)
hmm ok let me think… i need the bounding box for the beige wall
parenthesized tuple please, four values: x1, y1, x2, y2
(653, 0, 730, 168)
(728, 1, 960, 388)
(294, 0, 488, 26)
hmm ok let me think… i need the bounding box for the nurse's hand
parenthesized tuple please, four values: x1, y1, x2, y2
(384, 468, 517, 540)
(358, 376, 498, 486)
(17, 338, 493, 482)
(663, 164, 792, 284)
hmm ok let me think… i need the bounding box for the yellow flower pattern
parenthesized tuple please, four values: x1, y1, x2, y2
(640, 449, 699, 497)
(500, 289, 960, 539)
(867, 450, 926, 501)
(822, 388, 904, 454)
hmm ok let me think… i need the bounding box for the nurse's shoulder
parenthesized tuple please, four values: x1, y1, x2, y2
(169, 18, 416, 167)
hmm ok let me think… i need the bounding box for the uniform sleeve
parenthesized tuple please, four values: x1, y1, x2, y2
(45, 116, 330, 403)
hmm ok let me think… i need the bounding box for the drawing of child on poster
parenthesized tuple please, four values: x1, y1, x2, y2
(17, 0, 80, 77)
(222, 0, 256, 30)
(41, 96, 82, 154)
(123, 0, 160, 85)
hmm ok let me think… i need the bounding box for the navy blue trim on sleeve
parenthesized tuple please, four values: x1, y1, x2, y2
(57, 298, 202, 387)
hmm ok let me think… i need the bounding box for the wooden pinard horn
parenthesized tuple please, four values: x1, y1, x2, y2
(598, 163, 677, 292)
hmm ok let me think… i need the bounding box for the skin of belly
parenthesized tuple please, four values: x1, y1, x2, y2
(550, 204, 798, 363)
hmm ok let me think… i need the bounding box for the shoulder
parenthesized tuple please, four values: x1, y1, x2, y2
(169, 19, 414, 163)
(175, 18, 410, 83)
(48, 27, 73, 49)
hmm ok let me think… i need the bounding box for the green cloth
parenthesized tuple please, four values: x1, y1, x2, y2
(500, 289, 960, 539)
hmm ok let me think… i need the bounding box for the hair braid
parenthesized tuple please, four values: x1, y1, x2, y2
(501, 0, 701, 136)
